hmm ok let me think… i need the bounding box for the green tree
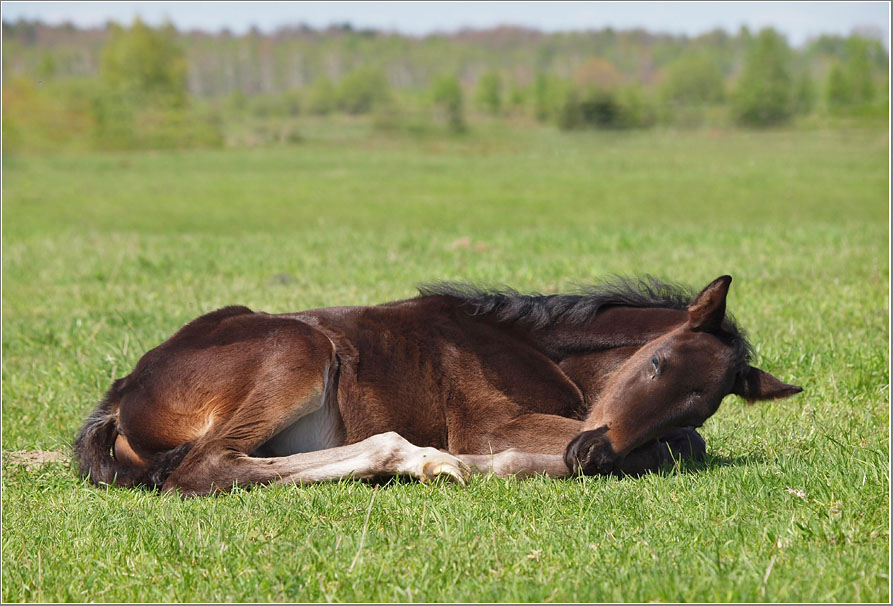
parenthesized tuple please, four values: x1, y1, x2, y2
(506, 79, 525, 111)
(336, 67, 390, 114)
(826, 62, 850, 109)
(475, 70, 502, 115)
(845, 36, 875, 104)
(306, 76, 336, 115)
(732, 28, 794, 126)
(94, 19, 221, 150)
(100, 18, 187, 107)
(793, 70, 817, 115)
(579, 86, 620, 128)
(532, 73, 551, 121)
(556, 88, 582, 130)
(616, 85, 656, 128)
(432, 74, 466, 133)
(660, 51, 725, 106)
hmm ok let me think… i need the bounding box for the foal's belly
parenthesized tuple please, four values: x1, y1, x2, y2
(260, 400, 342, 456)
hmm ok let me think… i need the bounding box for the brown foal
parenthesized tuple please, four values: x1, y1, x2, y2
(75, 275, 802, 495)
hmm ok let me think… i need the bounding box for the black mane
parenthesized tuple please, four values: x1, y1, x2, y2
(418, 275, 753, 368)
(419, 275, 697, 326)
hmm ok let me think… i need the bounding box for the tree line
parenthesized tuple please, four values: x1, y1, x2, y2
(2, 19, 888, 151)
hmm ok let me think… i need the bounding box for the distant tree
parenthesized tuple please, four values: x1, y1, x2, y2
(557, 82, 654, 130)
(226, 89, 248, 112)
(94, 19, 223, 150)
(845, 36, 875, 104)
(556, 88, 582, 130)
(532, 73, 551, 121)
(432, 74, 466, 133)
(475, 70, 502, 115)
(336, 67, 390, 114)
(660, 51, 725, 106)
(306, 75, 336, 115)
(505, 79, 525, 111)
(37, 52, 57, 79)
(579, 87, 620, 127)
(573, 57, 623, 91)
(732, 28, 794, 126)
(792, 70, 817, 115)
(616, 85, 656, 128)
(100, 18, 187, 107)
(825, 62, 851, 109)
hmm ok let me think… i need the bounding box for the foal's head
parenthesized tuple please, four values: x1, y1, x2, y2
(564, 275, 802, 475)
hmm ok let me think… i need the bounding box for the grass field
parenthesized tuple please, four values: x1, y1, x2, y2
(2, 123, 889, 602)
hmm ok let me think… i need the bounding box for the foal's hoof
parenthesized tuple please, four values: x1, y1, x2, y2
(564, 427, 619, 476)
(407, 447, 471, 486)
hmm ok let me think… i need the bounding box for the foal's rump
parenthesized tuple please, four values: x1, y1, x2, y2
(75, 306, 341, 489)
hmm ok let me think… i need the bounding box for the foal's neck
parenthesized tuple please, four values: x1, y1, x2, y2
(527, 306, 689, 361)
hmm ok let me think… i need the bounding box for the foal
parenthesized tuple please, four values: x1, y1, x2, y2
(75, 275, 801, 495)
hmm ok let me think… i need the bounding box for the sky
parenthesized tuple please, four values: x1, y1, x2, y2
(1, 2, 889, 48)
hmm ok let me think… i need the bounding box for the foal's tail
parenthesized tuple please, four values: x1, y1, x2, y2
(73, 379, 191, 489)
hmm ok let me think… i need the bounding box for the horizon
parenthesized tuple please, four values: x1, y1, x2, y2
(1, 2, 890, 49)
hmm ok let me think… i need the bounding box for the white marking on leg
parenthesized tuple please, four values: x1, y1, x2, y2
(248, 432, 470, 486)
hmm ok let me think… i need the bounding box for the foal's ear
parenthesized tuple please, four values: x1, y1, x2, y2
(688, 275, 732, 332)
(732, 365, 803, 403)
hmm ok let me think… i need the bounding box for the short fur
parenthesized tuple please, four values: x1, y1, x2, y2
(74, 275, 801, 495)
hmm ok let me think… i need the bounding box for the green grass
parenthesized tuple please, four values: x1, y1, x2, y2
(2, 124, 888, 602)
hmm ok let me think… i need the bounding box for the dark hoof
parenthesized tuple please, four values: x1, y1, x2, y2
(564, 427, 619, 476)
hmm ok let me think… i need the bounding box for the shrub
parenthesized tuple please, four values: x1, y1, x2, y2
(532, 74, 571, 122)
(660, 51, 725, 106)
(475, 70, 502, 115)
(431, 74, 466, 133)
(335, 67, 390, 114)
(306, 76, 336, 115)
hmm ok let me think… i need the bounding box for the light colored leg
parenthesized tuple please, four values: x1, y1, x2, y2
(457, 450, 570, 479)
(163, 431, 471, 495)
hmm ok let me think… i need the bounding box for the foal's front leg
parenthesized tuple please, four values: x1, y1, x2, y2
(457, 450, 570, 479)
(455, 427, 706, 479)
(615, 427, 706, 476)
(566, 427, 707, 477)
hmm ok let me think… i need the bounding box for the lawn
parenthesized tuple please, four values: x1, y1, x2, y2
(2, 124, 888, 602)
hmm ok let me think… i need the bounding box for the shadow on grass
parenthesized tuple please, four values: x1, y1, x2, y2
(607, 452, 768, 481)
(53, 450, 770, 498)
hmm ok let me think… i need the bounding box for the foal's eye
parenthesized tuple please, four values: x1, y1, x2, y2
(650, 356, 660, 377)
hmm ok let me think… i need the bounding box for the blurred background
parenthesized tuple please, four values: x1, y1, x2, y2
(2, 1, 889, 152)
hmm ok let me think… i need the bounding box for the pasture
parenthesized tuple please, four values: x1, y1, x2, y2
(2, 124, 888, 602)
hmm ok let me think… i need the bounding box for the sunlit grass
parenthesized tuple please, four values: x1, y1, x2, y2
(2, 126, 888, 602)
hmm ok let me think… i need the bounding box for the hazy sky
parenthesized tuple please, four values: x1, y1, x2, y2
(2, 2, 889, 48)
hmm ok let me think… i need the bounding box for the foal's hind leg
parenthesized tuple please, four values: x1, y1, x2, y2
(164, 432, 470, 496)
